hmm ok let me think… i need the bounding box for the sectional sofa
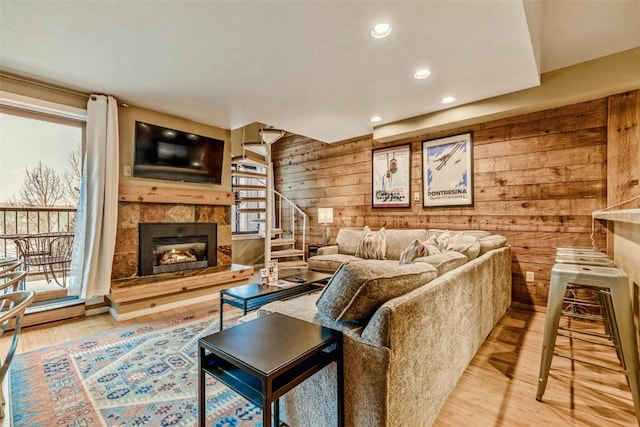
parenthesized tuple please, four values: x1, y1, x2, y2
(258, 227, 512, 426)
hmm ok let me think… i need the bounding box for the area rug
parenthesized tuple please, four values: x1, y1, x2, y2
(10, 307, 263, 426)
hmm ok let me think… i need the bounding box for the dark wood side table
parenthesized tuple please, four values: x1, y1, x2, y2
(219, 270, 331, 329)
(198, 312, 343, 427)
(308, 244, 329, 258)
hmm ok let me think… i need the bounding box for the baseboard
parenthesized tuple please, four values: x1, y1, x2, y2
(108, 292, 219, 321)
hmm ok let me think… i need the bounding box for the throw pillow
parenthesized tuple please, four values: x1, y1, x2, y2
(316, 260, 437, 322)
(355, 226, 387, 260)
(478, 235, 508, 255)
(444, 233, 481, 260)
(398, 239, 426, 265)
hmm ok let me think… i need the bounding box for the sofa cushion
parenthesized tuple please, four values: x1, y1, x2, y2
(355, 227, 387, 260)
(308, 253, 361, 273)
(398, 239, 427, 265)
(335, 228, 365, 255)
(427, 229, 491, 239)
(478, 235, 508, 255)
(414, 251, 468, 276)
(385, 229, 428, 260)
(316, 260, 437, 322)
(423, 232, 481, 260)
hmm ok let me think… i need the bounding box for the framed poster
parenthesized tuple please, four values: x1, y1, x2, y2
(372, 144, 411, 208)
(422, 133, 473, 207)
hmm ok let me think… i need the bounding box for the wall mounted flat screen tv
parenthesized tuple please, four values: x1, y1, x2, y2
(133, 121, 224, 184)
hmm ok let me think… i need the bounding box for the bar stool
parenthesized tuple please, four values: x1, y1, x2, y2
(536, 263, 640, 424)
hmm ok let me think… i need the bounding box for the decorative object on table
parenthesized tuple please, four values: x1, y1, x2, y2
(372, 144, 411, 208)
(317, 207, 334, 245)
(422, 132, 473, 207)
(267, 259, 278, 285)
(259, 267, 269, 285)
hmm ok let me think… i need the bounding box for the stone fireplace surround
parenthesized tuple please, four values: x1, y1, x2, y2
(108, 184, 253, 320)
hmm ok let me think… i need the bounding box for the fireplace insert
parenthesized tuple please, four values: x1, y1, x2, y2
(139, 222, 217, 276)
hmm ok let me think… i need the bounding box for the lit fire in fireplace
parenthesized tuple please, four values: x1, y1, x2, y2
(159, 248, 198, 265)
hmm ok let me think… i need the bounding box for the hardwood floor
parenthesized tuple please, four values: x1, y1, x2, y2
(2, 304, 637, 426)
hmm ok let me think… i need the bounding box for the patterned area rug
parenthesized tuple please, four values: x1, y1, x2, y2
(10, 307, 263, 426)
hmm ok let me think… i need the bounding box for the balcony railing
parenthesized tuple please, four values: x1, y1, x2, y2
(0, 206, 76, 274)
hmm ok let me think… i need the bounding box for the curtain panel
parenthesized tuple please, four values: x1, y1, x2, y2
(69, 95, 119, 298)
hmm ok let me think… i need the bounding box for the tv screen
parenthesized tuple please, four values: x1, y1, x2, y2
(133, 121, 224, 185)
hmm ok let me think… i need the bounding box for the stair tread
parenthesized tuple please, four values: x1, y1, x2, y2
(237, 197, 267, 202)
(236, 208, 266, 213)
(232, 155, 267, 167)
(249, 218, 266, 223)
(271, 249, 305, 257)
(233, 184, 266, 191)
(231, 170, 267, 179)
(271, 238, 294, 246)
(243, 143, 268, 156)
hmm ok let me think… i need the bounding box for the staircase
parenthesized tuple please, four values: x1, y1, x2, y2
(231, 127, 308, 273)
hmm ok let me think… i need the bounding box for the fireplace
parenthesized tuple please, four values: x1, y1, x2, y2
(139, 222, 217, 276)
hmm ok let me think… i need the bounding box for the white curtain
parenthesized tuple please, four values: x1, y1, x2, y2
(69, 95, 119, 298)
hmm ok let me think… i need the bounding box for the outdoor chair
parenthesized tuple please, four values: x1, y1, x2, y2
(0, 271, 27, 296)
(12, 233, 74, 288)
(0, 290, 35, 418)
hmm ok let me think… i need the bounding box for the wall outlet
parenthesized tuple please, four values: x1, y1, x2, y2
(124, 165, 131, 176)
(526, 271, 535, 282)
(413, 192, 420, 202)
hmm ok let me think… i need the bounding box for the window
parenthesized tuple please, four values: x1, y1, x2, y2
(0, 93, 86, 300)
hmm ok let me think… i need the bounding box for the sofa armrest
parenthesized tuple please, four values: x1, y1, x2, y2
(317, 245, 339, 255)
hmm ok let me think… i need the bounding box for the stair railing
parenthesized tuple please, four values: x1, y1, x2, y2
(273, 190, 307, 260)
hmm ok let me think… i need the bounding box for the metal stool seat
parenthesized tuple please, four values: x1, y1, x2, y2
(554, 253, 616, 267)
(536, 263, 640, 423)
(555, 247, 609, 258)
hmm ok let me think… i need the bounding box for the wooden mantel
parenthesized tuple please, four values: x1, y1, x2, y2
(119, 182, 234, 205)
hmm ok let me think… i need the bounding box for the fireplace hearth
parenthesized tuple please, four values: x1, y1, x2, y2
(139, 222, 217, 276)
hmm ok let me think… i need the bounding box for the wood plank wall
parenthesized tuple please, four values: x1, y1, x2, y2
(270, 93, 640, 308)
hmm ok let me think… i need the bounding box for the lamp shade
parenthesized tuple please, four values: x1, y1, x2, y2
(317, 207, 334, 224)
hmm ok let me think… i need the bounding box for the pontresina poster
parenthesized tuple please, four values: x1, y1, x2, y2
(423, 133, 473, 207)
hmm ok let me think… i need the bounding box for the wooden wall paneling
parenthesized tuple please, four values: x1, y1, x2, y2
(273, 96, 613, 308)
(607, 90, 640, 206)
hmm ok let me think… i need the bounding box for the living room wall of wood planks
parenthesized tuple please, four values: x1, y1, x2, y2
(272, 91, 639, 308)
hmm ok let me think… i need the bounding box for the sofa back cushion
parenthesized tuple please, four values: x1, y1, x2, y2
(335, 228, 365, 255)
(316, 259, 437, 322)
(427, 229, 490, 239)
(385, 229, 428, 260)
(478, 235, 508, 255)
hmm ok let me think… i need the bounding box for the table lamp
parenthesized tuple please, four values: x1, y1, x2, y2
(317, 208, 334, 245)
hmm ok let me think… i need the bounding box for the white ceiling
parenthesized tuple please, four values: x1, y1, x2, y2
(1, 1, 639, 143)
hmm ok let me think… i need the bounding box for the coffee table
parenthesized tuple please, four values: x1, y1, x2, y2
(219, 270, 331, 330)
(198, 312, 343, 427)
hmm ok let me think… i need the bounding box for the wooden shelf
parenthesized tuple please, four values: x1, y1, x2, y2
(593, 209, 640, 225)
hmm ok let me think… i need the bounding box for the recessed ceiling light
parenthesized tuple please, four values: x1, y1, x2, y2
(413, 69, 431, 80)
(370, 116, 382, 123)
(441, 96, 457, 104)
(371, 23, 391, 39)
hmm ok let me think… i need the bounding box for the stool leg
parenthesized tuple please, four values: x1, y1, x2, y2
(609, 284, 640, 424)
(536, 277, 568, 401)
